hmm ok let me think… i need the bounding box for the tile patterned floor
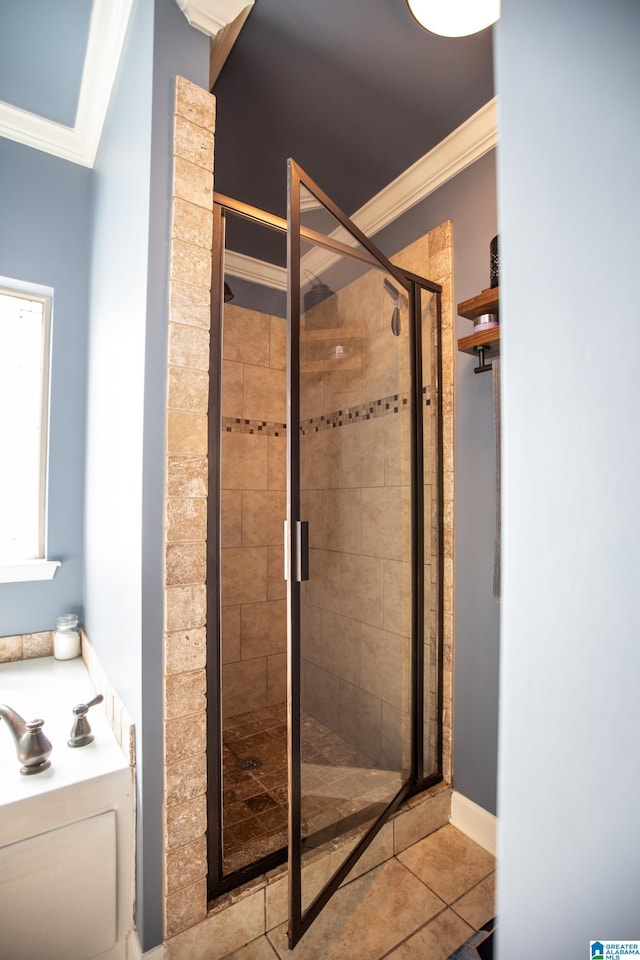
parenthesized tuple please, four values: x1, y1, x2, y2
(223, 705, 289, 873)
(219, 825, 496, 960)
(222, 704, 400, 875)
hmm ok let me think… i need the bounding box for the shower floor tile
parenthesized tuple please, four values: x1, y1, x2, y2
(223, 704, 288, 874)
(222, 703, 396, 876)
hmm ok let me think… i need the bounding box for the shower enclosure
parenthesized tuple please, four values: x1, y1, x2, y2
(207, 161, 443, 946)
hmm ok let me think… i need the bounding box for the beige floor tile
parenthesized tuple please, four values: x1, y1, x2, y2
(168, 888, 265, 960)
(267, 858, 445, 960)
(451, 873, 496, 930)
(397, 825, 495, 904)
(222, 936, 280, 960)
(385, 908, 474, 960)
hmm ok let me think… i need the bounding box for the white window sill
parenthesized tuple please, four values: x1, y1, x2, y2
(0, 560, 61, 583)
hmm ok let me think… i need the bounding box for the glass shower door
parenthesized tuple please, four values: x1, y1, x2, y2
(286, 161, 417, 947)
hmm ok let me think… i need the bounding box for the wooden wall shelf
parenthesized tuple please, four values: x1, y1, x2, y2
(458, 286, 499, 321)
(457, 286, 500, 372)
(457, 325, 500, 357)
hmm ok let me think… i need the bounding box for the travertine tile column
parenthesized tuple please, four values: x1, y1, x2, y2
(163, 76, 215, 940)
(391, 224, 455, 784)
(426, 222, 455, 785)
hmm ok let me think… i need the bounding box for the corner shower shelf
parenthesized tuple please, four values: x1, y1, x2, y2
(301, 321, 364, 375)
(457, 286, 500, 373)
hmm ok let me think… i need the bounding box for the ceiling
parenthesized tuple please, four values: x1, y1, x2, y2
(0, 0, 92, 126)
(0, 0, 133, 167)
(212, 0, 494, 284)
(212, 0, 494, 222)
(0, 0, 494, 262)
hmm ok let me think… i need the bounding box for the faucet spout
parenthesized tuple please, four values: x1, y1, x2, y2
(0, 704, 52, 775)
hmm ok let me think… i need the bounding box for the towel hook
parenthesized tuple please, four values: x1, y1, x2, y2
(473, 345, 493, 374)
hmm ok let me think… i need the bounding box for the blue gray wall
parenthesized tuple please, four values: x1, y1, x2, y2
(496, 0, 640, 953)
(85, 0, 208, 948)
(85, 0, 155, 940)
(0, 140, 91, 636)
(376, 149, 500, 815)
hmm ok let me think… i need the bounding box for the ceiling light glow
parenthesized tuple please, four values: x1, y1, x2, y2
(407, 0, 499, 37)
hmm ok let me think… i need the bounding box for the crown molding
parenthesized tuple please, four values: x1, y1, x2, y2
(177, 0, 253, 38)
(302, 97, 497, 280)
(223, 98, 498, 289)
(176, 0, 255, 87)
(76, 0, 135, 166)
(357, 97, 496, 236)
(209, 3, 255, 87)
(0, 104, 88, 165)
(0, 0, 134, 167)
(224, 250, 287, 291)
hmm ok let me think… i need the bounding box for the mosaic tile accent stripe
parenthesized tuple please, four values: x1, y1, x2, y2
(301, 392, 408, 434)
(300, 387, 433, 435)
(222, 416, 286, 437)
(222, 388, 433, 438)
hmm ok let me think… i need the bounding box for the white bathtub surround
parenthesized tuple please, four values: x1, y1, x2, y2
(0, 655, 135, 960)
(82, 627, 136, 764)
(449, 789, 498, 856)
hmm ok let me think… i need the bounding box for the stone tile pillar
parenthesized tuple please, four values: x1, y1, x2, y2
(163, 76, 215, 940)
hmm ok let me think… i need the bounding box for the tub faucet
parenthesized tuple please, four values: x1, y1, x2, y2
(0, 704, 52, 775)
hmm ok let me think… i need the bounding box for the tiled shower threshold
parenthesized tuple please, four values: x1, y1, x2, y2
(175, 771, 452, 959)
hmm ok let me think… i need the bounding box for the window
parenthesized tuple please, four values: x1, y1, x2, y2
(0, 283, 59, 581)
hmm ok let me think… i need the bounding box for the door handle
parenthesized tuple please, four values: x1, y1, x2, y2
(295, 521, 309, 582)
(283, 520, 309, 581)
(284, 520, 289, 581)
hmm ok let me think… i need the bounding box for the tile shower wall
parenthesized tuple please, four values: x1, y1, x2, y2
(299, 267, 412, 772)
(298, 230, 453, 780)
(220, 304, 287, 717)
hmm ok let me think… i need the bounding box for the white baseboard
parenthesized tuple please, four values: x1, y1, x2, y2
(449, 790, 498, 857)
(126, 929, 166, 960)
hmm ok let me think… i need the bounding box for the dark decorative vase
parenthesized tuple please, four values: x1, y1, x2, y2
(490, 235, 499, 288)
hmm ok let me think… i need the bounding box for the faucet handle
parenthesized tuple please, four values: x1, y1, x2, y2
(67, 693, 104, 747)
(76, 694, 104, 713)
